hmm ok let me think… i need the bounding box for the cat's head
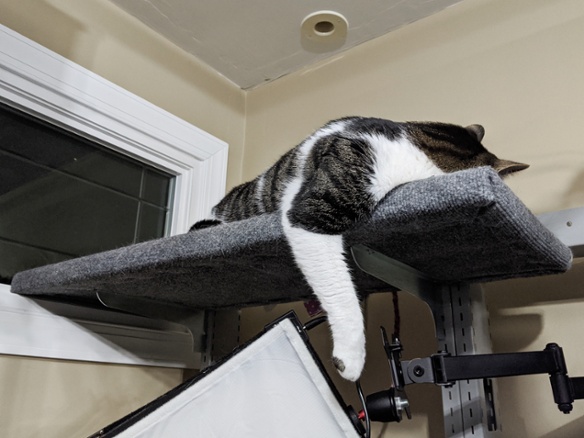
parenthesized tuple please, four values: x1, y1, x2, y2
(465, 124, 529, 177)
(408, 122, 529, 178)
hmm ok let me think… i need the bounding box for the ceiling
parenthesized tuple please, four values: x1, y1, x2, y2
(108, 0, 464, 90)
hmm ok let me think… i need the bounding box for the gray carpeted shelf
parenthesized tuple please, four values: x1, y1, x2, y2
(11, 167, 573, 310)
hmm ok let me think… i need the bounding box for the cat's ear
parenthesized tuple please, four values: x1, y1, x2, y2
(466, 124, 485, 142)
(493, 159, 529, 177)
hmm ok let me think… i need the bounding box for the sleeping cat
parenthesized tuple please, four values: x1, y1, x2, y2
(191, 116, 528, 381)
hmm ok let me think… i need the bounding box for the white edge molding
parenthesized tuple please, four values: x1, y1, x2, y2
(0, 24, 228, 367)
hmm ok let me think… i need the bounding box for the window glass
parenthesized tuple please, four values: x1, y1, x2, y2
(142, 168, 171, 207)
(0, 103, 174, 284)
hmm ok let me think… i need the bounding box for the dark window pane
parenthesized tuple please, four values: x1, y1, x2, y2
(0, 167, 140, 255)
(1, 108, 92, 169)
(0, 103, 175, 284)
(0, 240, 71, 284)
(0, 152, 49, 196)
(142, 169, 171, 206)
(0, 105, 143, 197)
(137, 204, 167, 243)
(60, 150, 143, 198)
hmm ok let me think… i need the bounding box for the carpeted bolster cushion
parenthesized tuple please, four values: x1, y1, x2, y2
(10, 167, 573, 309)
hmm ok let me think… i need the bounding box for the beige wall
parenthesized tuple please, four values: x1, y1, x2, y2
(0, 0, 245, 436)
(241, 0, 584, 437)
(2, 0, 584, 436)
(0, 356, 183, 437)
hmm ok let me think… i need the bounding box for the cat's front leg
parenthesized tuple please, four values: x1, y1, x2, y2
(283, 224, 366, 381)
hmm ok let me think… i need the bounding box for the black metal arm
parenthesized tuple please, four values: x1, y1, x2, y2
(401, 343, 583, 414)
(365, 330, 584, 423)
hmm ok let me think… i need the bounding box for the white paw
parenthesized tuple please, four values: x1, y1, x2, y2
(332, 338, 366, 381)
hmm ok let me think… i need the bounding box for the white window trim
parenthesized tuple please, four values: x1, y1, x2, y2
(0, 25, 228, 368)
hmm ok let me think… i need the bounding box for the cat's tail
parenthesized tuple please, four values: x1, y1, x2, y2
(188, 219, 223, 232)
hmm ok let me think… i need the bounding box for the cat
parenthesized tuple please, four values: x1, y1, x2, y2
(190, 116, 529, 381)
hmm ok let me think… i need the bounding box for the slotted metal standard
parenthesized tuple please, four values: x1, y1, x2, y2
(351, 245, 500, 437)
(437, 283, 499, 437)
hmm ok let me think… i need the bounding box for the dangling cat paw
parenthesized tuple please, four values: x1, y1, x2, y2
(332, 342, 366, 382)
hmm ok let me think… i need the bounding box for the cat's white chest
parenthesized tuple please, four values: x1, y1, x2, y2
(364, 133, 445, 202)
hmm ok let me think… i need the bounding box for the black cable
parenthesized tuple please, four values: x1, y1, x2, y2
(392, 291, 401, 339)
(356, 380, 371, 438)
(302, 315, 328, 331)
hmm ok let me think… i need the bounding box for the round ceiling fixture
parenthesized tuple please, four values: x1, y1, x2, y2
(301, 11, 348, 43)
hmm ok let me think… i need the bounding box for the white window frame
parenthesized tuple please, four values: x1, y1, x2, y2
(0, 25, 228, 368)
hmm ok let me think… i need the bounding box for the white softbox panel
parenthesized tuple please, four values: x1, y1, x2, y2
(92, 313, 361, 437)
